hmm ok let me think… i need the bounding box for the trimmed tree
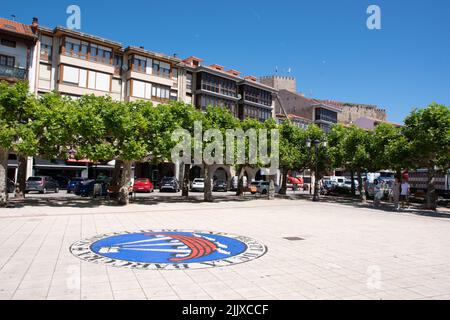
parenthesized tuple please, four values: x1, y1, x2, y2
(402, 103, 450, 210)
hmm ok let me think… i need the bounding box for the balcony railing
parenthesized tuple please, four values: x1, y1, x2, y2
(0, 65, 27, 80)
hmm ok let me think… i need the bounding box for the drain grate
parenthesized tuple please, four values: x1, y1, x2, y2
(283, 237, 305, 241)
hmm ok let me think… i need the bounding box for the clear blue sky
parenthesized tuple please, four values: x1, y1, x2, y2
(3, 0, 449, 123)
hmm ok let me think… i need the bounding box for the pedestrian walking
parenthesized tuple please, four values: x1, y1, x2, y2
(400, 180, 410, 209)
(392, 177, 401, 211)
(373, 179, 382, 208)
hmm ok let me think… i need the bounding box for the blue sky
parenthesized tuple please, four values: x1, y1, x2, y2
(2, 0, 449, 123)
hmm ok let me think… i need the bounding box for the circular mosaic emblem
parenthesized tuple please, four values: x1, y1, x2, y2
(70, 229, 267, 270)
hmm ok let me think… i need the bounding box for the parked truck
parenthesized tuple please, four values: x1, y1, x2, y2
(408, 169, 450, 199)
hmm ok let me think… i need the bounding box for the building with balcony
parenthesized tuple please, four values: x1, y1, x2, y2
(183, 57, 276, 122)
(1, 17, 39, 182)
(0, 17, 38, 85)
(273, 89, 341, 132)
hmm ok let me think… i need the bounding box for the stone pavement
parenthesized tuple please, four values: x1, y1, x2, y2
(1, 197, 450, 300)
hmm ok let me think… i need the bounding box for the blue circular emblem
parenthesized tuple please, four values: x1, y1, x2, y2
(70, 229, 267, 270)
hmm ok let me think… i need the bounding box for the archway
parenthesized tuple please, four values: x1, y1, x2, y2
(189, 166, 202, 181)
(213, 167, 228, 182)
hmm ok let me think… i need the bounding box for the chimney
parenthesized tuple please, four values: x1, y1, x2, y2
(31, 17, 39, 34)
(182, 56, 203, 67)
(209, 64, 224, 71)
(244, 76, 257, 82)
(226, 69, 241, 77)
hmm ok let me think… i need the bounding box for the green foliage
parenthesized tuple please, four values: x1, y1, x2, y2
(328, 124, 371, 173)
(403, 103, 450, 170)
(0, 81, 40, 156)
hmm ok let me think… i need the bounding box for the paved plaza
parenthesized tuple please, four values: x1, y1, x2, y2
(1, 195, 450, 300)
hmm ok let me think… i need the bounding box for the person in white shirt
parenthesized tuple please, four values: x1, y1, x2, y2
(400, 181, 410, 209)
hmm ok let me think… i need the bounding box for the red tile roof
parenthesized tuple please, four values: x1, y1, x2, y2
(0, 18, 35, 38)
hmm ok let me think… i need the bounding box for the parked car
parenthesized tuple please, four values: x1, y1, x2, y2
(77, 179, 111, 197)
(7, 178, 15, 193)
(76, 179, 96, 197)
(160, 177, 180, 192)
(287, 176, 303, 190)
(322, 180, 337, 194)
(213, 180, 227, 192)
(343, 179, 359, 190)
(191, 178, 205, 192)
(133, 178, 154, 193)
(25, 176, 59, 194)
(250, 181, 270, 195)
(53, 175, 70, 189)
(67, 177, 86, 193)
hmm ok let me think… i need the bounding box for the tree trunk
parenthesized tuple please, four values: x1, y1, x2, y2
(203, 164, 213, 202)
(111, 160, 122, 187)
(396, 168, 402, 183)
(350, 169, 355, 196)
(15, 155, 27, 199)
(279, 167, 287, 195)
(0, 147, 8, 207)
(426, 165, 437, 211)
(268, 175, 276, 200)
(357, 170, 366, 203)
(118, 160, 132, 206)
(182, 163, 190, 197)
(236, 165, 245, 196)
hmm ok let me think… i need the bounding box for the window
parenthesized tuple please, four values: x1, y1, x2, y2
(244, 86, 272, 106)
(0, 54, 15, 67)
(200, 72, 237, 97)
(63, 37, 112, 64)
(186, 72, 192, 90)
(40, 43, 52, 59)
(131, 56, 147, 73)
(315, 108, 337, 123)
(87, 70, 111, 91)
(198, 94, 237, 117)
(172, 68, 178, 80)
(152, 60, 170, 78)
(114, 55, 122, 68)
(151, 84, 170, 100)
(62, 65, 80, 84)
(90, 44, 111, 64)
(1, 39, 16, 48)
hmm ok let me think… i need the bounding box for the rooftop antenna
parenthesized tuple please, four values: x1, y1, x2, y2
(11, 15, 16, 21)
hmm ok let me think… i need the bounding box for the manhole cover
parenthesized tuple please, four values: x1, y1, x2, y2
(283, 237, 305, 241)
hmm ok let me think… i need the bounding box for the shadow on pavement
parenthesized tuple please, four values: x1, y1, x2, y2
(5, 192, 450, 220)
(280, 193, 450, 219)
(4, 193, 261, 209)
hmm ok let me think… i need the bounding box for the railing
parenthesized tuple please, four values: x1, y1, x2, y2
(0, 65, 27, 80)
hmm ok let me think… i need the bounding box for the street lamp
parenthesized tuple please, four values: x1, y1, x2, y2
(306, 138, 327, 202)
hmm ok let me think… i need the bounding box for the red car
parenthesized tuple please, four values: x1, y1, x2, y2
(133, 178, 154, 193)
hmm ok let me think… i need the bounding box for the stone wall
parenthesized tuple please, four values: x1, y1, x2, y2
(338, 104, 387, 124)
(260, 76, 297, 93)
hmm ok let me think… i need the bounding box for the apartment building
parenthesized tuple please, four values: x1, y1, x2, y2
(1, 17, 278, 186)
(274, 89, 341, 133)
(34, 25, 186, 107)
(183, 57, 276, 122)
(0, 17, 39, 182)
